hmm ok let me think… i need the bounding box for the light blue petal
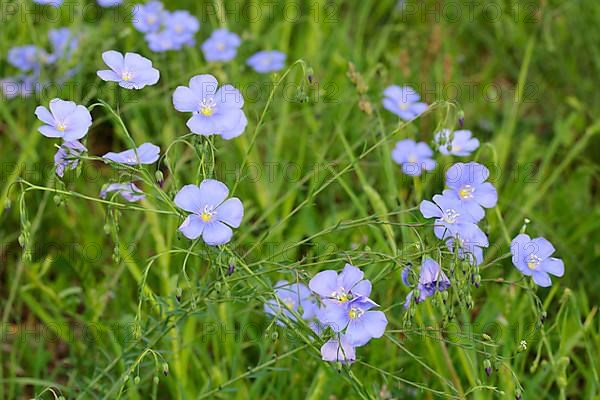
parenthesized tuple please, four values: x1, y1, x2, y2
(202, 221, 233, 245)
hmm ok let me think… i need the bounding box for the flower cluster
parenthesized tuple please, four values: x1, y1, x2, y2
(420, 162, 497, 268)
(133, 2, 200, 53)
(2, 28, 78, 99)
(385, 86, 480, 176)
(265, 264, 387, 364)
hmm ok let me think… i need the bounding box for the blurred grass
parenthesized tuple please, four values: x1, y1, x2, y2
(1, 0, 599, 399)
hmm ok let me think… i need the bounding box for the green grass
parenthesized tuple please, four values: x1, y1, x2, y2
(1, 0, 599, 399)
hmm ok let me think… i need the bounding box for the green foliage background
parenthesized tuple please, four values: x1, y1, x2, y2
(1, 0, 599, 399)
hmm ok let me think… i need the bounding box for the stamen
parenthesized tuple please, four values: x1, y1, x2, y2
(527, 254, 542, 270)
(459, 185, 475, 199)
(443, 209, 460, 224)
(199, 98, 216, 117)
(200, 205, 216, 222)
(348, 307, 364, 320)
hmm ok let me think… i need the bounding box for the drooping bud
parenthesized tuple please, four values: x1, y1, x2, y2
(484, 359, 492, 376)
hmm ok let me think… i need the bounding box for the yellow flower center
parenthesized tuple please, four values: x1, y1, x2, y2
(199, 98, 216, 117)
(216, 42, 225, 51)
(200, 205, 215, 222)
(122, 71, 133, 81)
(459, 185, 474, 199)
(348, 307, 363, 320)
(398, 101, 409, 111)
(200, 107, 214, 116)
(282, 297, 295, 309)
(200, 211, 213, 222)
(56, 122, 66, 131)
(407, 155, 417, 163)
(527, 254, 541, 270)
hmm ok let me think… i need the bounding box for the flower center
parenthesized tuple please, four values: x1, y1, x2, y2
(121, 70, 133, 81)
(281, 297, 295, 309)
(348, 307, 364, 320)
(175, 25, 183, 33)
(56, 122, 67, 131)
(216, 42, 225, 51)
(147, 15, 156, 24)
(527, 254, 542, 270)
(199, 98, 216, 116)
(398, 102, 409, 111)
(459, 185, 474, 199)
(443, 209, 460, 224)
(407, 154, 417, 163)
(200, 205, 216, 222)
(331, 288, 351, 303)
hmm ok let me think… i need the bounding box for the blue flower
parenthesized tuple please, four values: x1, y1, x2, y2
(321, 335, 356, 364)
(420, 191, 487, 243)
(54, 140, 86, 177)
(174, 179, 244, 245)
(435, 129, 480, 156)
(264, 280, 318, 324)
(35, 98, 92, 141)
(391, 139, 437, 176)
(98, 0, 123, 6)
(308, 263, 372, 304)
(100, 182, 146, 202)
(172, 74, 247, 139)
(201, 29, 241, 62)
(97, 50, 160, 89)
(163, 10, 199, 47)
(102, 142, 160, 165)
(321, 296, 387, 346)
(146, 31, 179, 52)
(382, 85, 428, 121)
(403, 258, 450, 308)
(445, 162, 498, 221)
(8, 46, 41, 72)
(511, 234, 564, 287)
(246, 51, 286, 73)
(132, 1, 164, 33)
(47, 28, 78, 64)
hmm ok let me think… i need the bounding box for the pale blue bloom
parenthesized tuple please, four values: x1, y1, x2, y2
(54, 140, 86, 177)
(247, 51, 286, 73)
(403, 258, 450, 308)
(102, 142, 160, 165)
(382, 85, 428, 121)
(511, 234, 564, 287)
(201, 29, 241, 62)
(97, 51, 160, 89)
(445, 162, 498, 221)
(132, 1, 164, 33)
(391, 139, 436, 176)
(435, 129, 480, 156)
(100, 182, 145, 202)
(35, 98, 92, 141)
(172, 74, 247, 139)
(174, 179, 244, 245)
